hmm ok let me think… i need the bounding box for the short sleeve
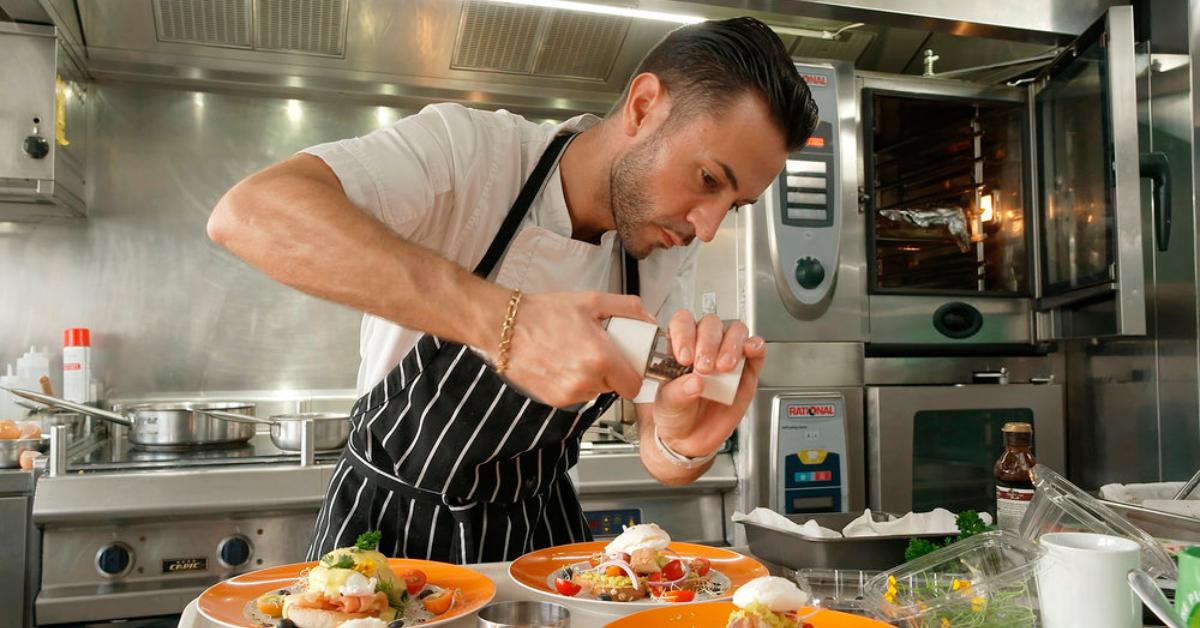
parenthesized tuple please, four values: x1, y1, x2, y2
(301, 103, 476, 236)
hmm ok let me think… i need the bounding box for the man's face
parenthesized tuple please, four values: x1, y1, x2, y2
(609, 92, 789, 259)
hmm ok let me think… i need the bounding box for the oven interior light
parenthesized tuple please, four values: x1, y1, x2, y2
(979, 193, 996, 223)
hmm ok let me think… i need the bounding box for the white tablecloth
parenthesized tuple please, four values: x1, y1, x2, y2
(178, 559, 632, 628)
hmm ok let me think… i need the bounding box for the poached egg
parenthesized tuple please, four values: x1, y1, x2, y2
(603, 523, 671, 555)
(733, 576, 810, 613)
(337, 619, 388, 628)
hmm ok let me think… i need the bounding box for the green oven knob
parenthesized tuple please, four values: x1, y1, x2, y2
(794, 257, 826, 289)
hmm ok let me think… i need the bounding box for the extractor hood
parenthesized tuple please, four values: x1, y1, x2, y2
(0, 0, 1081, 118)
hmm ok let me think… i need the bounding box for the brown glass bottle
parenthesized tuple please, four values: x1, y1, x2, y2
(994, 422, 1036, 531)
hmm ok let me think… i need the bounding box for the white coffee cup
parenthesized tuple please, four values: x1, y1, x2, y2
(1036, 532, 1142, 628)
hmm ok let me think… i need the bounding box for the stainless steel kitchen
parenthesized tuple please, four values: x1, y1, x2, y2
(4, 1, 1200, 627)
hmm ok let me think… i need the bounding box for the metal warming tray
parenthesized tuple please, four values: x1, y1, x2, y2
(741, 511, 948, 571)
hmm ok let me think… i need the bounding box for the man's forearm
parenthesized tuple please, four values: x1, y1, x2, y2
(208, 155, 507, 353)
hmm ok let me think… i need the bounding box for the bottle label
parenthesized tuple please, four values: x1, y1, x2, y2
(996, 486, 1035, 531)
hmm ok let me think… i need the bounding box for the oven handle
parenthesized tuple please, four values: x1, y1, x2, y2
(1140, 151, 1171, 252)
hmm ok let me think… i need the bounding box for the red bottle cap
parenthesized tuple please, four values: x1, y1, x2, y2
(64, 328, 90, 347)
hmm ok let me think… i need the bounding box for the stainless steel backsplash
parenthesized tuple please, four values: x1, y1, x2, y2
(1, 83, 421, 399)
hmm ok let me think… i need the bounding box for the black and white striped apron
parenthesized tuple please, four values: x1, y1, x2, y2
(307, 132, 639, 564)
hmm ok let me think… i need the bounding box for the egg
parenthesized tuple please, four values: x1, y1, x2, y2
(604, 523, 671, 555)
(732, 576, 810, 613)
(0, 420, 19, 440)
(337, 619, 388, 628)
(19, 422, 41, 439)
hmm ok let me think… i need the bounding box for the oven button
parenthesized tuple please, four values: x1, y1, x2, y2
(96, 543, 133, 577)
(794, 257, 826, 289)
(218, 535, 253, 568)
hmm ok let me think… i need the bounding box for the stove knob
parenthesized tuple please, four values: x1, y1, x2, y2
(218, 535, 253, 568)
(96, 543, 132, 577)
(794, 257, 826, 290)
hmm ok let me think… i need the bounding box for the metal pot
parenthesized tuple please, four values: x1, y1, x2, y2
(30, 411, 90, 442)
(198, 409, 350, 452)
(0, 436, 48, 469)
(271, 413, 350, 452)
(3, 388, 261, 448)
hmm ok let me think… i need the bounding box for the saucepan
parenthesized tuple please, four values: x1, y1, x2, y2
(196, 409, 350, 452)
(3, 388, 259, 448)
(0, 436, 48, 469)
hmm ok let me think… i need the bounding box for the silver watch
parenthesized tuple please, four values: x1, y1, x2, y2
(652, 426, 718, 469)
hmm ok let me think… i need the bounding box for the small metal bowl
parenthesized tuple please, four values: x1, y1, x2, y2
(476, 601, 570, 628)
(269, 412, 351, 452)
(0, 436, 49, 469)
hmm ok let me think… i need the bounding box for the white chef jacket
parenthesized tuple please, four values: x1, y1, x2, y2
(302, 103, 699, 398)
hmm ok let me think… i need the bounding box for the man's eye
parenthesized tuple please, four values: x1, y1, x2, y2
(701, 171, 718, 188)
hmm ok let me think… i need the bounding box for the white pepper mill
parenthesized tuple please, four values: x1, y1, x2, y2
(605, 317, 744, 406)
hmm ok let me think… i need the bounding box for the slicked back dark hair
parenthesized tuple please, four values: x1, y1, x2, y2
(620, 17, 819, 152)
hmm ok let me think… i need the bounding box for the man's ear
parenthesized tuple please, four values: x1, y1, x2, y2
(620, 72, 667, 139)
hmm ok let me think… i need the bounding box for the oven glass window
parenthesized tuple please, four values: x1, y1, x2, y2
(1037, 36, 1114, 293)
(911, 408, 1036, 515)
(868, 94, 1028, 295)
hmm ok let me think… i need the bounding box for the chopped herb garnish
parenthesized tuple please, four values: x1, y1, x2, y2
(355, 530, 383, 551)
(328, 554, 354, 569)
(903, 510, 996, 562)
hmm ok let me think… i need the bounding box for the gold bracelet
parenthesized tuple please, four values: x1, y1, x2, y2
(495, 289, 523, 375)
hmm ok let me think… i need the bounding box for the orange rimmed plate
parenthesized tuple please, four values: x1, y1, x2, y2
(198, 558, 496, 628)
(508, 541, 767, 613)
(605, 602, 892, 627)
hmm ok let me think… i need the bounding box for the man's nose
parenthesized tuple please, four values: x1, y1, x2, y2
(687, 202, 727, 243)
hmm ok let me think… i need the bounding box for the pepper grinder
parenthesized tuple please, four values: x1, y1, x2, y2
(605, 317, 744, 406)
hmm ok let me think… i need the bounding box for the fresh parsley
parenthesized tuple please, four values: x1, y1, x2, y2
(330, 554, 355, 569)
(355, 530, 383, 551)
(903, 510, 996, 562)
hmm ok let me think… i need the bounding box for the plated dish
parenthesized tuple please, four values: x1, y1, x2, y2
(198, 532, 495, 628)
(509, 523, 768, 611)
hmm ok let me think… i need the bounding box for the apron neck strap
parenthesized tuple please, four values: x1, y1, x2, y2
(472, 132, 576, 278)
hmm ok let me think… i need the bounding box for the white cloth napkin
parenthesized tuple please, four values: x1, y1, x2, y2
(1099, 482, 1187, 504)
(731, 508, 842, 539)
(841, 507, 978, 537)
(1141, 499, 1200, 518)
(734, 507, 993, 539)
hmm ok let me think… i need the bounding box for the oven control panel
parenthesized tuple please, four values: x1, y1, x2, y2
(775, 394, 849, 514)
(771, 64, 841, 306)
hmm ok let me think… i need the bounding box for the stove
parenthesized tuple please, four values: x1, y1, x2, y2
(32, 433, 337, 625)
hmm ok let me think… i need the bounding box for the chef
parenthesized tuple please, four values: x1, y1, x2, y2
(208, 16, 818, 564)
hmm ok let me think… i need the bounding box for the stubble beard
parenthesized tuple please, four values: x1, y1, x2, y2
(608, 131, 662, 260)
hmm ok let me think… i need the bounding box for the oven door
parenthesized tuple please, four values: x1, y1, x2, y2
(1031, 5, 1147, 339)
(867, 384, 1065, 514)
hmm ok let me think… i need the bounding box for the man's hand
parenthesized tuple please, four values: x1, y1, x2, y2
(496, 291, 656, 408)
(650, 311, 766, 458)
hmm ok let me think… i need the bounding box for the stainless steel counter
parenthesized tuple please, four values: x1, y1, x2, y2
(1, 469, 37, 628)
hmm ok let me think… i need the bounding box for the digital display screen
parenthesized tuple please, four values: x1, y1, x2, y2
(791, 495, 835, 511)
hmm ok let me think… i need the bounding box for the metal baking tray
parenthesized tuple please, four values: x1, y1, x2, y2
(1101, 499, 1200, 544)
(740, 511, 950, 571)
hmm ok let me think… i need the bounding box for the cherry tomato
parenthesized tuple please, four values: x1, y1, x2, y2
(255, 593, 283, 618)
(662, 589, 695, 603)
(661, 560, 685, 581)
(604, 565, 624, 578)
(588, 553, 605, 567)
(421, 588, 458, 615)
(398, 569, 427, 596)
(554, 577, 582, 596)
(690, 557, 711, 577)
